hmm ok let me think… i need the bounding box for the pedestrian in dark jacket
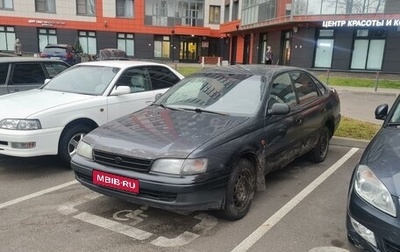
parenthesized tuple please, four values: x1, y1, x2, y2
(265, 46, 273, 65)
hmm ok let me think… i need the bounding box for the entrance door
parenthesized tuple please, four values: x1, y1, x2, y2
(243, 34, 251, 64)
(180, 37, 199, 63)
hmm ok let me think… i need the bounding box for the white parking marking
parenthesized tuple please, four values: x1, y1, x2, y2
(231, 147, 359, 252)
(0, 180, 78, 210)
(74, 212, 153, 240)
(309, 247, 349, 252)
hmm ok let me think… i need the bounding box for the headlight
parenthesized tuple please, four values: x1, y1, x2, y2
(0, 119, 41, 130)
(151, 158, 208, 175)
(76, 141, 93, 159)
(354, 165, 397, 217)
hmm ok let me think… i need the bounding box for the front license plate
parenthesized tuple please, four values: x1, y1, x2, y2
(92, 170, 139, 194)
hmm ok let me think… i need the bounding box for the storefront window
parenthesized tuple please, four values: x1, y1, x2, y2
(351, 29, 386, 70)
(154, 36, 170, 58)
(117, 33, 134, 56)
(38, 28, 57, 52)
(314, 29, 334, 68)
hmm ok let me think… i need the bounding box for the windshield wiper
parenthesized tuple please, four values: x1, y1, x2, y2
(152, 103, 184, 111)
(181, 107, 229, 116)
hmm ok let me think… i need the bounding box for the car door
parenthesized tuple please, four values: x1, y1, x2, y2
(8, 62, 47, 93)
(106, 65, 181, 121)
(289, 70, 325, 154)
(264, 72, 304, 172)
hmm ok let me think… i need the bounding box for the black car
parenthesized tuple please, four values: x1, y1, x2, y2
(347, 96, 400, 251)
(0, 57, 70, 95)
(71, 65, 341, 220)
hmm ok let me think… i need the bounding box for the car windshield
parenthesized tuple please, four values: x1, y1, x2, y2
(42, 65, 120, 95)
(157, 73, 264, 116)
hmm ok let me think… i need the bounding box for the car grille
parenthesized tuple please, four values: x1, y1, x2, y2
(93, 150, 152, 172)
(75, 172, 177, 202)
(385, 239, 400, 252)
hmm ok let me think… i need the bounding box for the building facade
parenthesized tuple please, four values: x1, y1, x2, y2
(1, 0, 400, 73)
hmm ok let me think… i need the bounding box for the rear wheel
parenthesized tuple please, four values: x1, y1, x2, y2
(220, 159, 255, 221)
(58, 124, 93, 167)
(308, 126, 330, 163)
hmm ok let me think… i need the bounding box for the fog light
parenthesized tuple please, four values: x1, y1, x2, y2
(350, 216, 377, 247)
(11, 142, 36, 149)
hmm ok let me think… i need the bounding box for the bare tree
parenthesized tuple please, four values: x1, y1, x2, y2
(292, 0, 308, 15)
(327, 0, 385, 14)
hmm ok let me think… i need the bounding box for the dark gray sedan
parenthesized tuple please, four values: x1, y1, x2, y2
(347, 95, 400, 251)
(71, 65, 341, 220)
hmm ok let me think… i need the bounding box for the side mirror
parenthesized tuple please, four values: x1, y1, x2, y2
(267, 103, 290, 116)
(110, 86, 131, 96)
(375, 104, 388, 120)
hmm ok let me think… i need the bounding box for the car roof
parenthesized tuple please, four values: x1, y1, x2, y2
(198, 65, 309, 77)
(0, 57, 70, 64)
(75, 60, 174, 68)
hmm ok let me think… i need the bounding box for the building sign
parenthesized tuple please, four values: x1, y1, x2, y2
(28, 19, 66, 27)
(323, 19, 400, 28)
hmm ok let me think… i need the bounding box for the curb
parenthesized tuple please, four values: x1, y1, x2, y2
(331, 136, 370, 149)
(331, 86, 398, 97)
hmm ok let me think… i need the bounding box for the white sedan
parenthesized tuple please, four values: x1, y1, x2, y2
(0, 60, 184, 166)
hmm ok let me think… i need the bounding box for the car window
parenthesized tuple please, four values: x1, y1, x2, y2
(43, 62, 70, 78)
(309, 75, 327, 95)
(11, 63, 46, 84)
(0, 63, 8, 85)
(269, 73, 297, 108)
(115, 67, 151, 93)
(146, 66, 181, 90)
(290, 71, 319, 104)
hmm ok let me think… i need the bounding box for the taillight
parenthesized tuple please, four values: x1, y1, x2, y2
(66, 53, 73, 59)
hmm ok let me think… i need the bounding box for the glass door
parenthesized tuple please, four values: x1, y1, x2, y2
(180, 37, 199, 62)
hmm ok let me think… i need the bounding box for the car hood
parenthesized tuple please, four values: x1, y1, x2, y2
(0, 89, 93, 119)
(85, 106, 249, 159)
(362, 127, 400, 196)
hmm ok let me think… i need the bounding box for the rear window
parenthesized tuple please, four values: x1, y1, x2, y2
(43, 62, 69, 77)
(43, 47, 68, 54)
(11, 63, 46, 84)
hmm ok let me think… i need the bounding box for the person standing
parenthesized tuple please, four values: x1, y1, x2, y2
(265, 46, 273, 65)
(14, 38, 22, 56)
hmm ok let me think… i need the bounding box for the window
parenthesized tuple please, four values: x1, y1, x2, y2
(116, 0, 133, 17)
(351, 29, 386, 70)
(0, 26, 15, 51)
(152, 0, 168, 26)
(11, 63, 46, 85)
(209, 5, 220, 24)
(270, 73, 297, 108)
(115, 68, 150, 93)
(38, 28, 57, 52)
(35, 0, 55, 13)
(178, 1, 204, 27)
(0, 63, 8, 85)
(78, 31, 97, 54)
(117, 33, 134, 56)
(147, 66, 181, 90)
(0, 0, 13, 9)
(77, 0, 95, 15)
(43, 62, 69, 78)
(290, 71, 318, 104)
(314, 29, 335, 68)
(154, 36, 170, 58)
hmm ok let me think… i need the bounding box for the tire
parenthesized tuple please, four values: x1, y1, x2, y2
(220, 159, 255, 221)
(58, 124, 93, 167)
(308, 126, 330, 163)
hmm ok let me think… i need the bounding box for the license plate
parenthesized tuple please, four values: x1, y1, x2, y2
(92, 170, 139, 194)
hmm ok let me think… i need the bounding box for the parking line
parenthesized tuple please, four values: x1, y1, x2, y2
(231, 147, 359, 252)
(0, 180, 78, 210)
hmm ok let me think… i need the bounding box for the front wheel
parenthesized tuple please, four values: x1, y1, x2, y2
(58, 124, 93, 167)
(308, 126, 330, 163)
(220, 159, 255, 221)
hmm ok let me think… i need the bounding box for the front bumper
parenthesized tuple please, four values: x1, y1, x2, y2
(71, 154, 229, 212)
(347, 189, 400, 252)
(0, 127, 62, 157)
